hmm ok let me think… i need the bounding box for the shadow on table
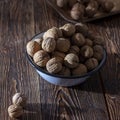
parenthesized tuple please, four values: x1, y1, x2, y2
(71, 53, 120, 95)
(21, 102, 105, 120)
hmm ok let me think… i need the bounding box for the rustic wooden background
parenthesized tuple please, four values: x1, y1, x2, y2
(0, 0, 120, 120)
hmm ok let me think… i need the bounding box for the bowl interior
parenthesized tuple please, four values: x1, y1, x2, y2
(26, 32, 107, 79)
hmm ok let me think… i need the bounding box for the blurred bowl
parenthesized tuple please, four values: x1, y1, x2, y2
(26, 32, 107, 86)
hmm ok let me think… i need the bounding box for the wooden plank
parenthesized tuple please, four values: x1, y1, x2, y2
(95, 16, 120, 120)
(0, 0, 114, 120)
(22, 1, 110, 120)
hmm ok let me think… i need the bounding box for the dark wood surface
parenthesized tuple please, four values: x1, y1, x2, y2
(0, 0, 120, 120)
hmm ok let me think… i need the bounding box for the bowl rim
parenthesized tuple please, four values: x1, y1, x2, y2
(26, 32, 107, 79)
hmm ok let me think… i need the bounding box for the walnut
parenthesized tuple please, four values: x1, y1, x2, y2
(93, 45, 104, 61)
(81, 45, 93, 58)
(43, 27, 62, 40)
(56, 0, 68, 8)
(56, 38, 70, 52)
(8, 104, 23, 118)
(93, 36, 104, 46)
(85, 38, 93, 46)
(60, 23, 75, 37)
(58, 66, 71, 76)
(33, 50, 50, 67)
(42, 37, 56, 53)
(52, 51, 66, 63)
(100, 1, 114, 12)
(34, 38, 43, 46)
(26, 41, 41, 57)
(75, 23, 89, 36)
(46, 57, 62, 74)
(68, 0, 77, 8)
(69, 45, 80, 55)
(72, 64, 87, 76)
(70, 3, 85, 20)
(85, 58, 98, 70)
(12, 93, 27, 107)
(85, 0, 98, 17)
(72, 33, 86, 46)
(64, 53, 79, 68)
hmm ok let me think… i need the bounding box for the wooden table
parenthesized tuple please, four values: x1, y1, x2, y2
(0, 0, 120, 120)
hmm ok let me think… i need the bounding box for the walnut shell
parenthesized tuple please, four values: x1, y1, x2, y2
(8, 104, 23, 118)
(42, 37, 56, 53)
(60, 23, 75, 37)
(69, 45, 80, 55)
(43, 27, 62, 40)
(72, 64, 87, 76)
(85, 38, 93, 46)
(56, 0, 68, 8)
(64, 53, 79, 68)
(56, 38, 70, 52)
(33, 50, 50, 67)
(68, 0, 77, 8)
(85, 58, 98, 70)
(93, 45, 104, 61)
(70, 3, 85, 20)
(85, 0, 98, 17)
(46, 57, 62, 74)
(52, 51, 66, 63)
(81, 45, 93, 58)
(72, 33, 86, 46)
(26, 41, 41, 57)
(12, 93, 27, 107)
(75, 23, 89, 36)
(58, 66, 71, 76)
(93, 36, 104, 46)
(100, 1, 114, 12)
(34, 38, 43, 46)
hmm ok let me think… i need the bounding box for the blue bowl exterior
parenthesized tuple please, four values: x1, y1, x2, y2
(26, 32, 107, 86)
(36, 69, 90, 86)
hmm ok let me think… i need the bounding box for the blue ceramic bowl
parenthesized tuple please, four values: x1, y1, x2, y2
(26, 32, 107, 86)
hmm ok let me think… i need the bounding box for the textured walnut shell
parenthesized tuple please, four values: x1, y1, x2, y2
(81, 45, 93, 58)
(85, 0, 98, 17)
(52, 51, 66, 63)
(93, 36, 104, 46)
(64, 53, 79, 68)
(26, 41, 41, 57)
(8, 104, 23, 118)
(56, 0, 68, 8)
(60, 23, 75, 37)
(72, 33, 86, 46)
(42, 37, 56, 53)
(100, 0, 114, 12)
(46, 57, 62, 74)
(72, 64, 87, 76)
(43, 27, 62, 40)
(85, 38, 93, 46)
(69, 45, 80, 55)
(85, 58, 98, 70)
(75, 23, 89, 36)
(58, 66, 71, 76)
(12, 93, 27, 107)
(70, 3, 85, 20)
(68, 0, 77, 8)
(34, 38, 43, 46)
(56, 38, 70, 52)
(33, 50, 50, 67)
(93, 45, 104, 61)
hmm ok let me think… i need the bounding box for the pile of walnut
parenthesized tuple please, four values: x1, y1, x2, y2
(26, 23, 105, 76)
(8, 93, 27, 118)
(56, 0, 114, 20)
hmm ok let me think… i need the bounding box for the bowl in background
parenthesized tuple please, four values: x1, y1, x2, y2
(26, 32, 107, 87)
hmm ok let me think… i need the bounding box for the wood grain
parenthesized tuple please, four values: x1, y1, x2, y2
(0, 0, 119, 120)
